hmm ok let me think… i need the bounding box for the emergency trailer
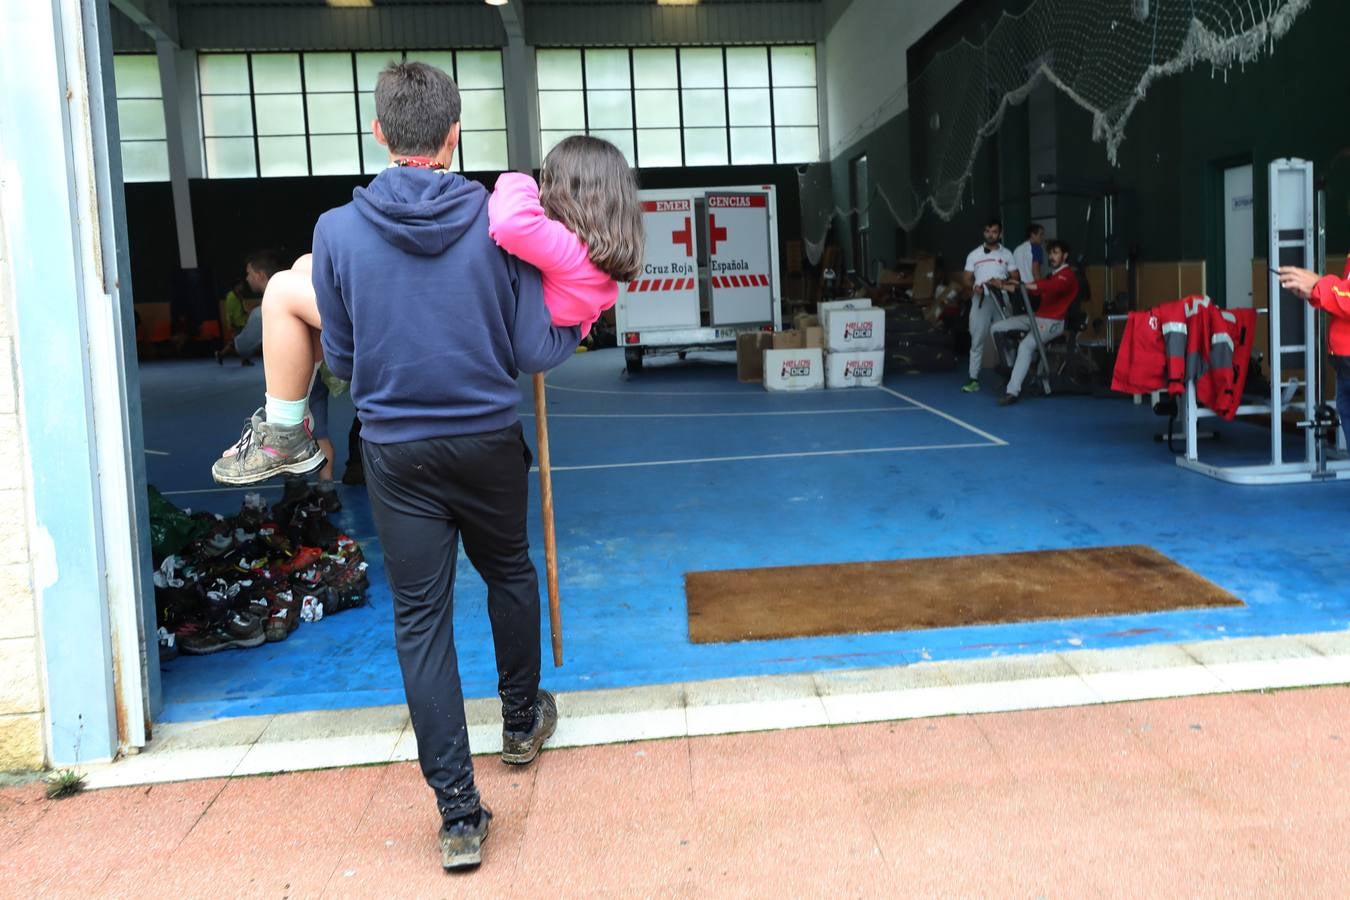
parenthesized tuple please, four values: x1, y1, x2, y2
(617, 185, 782, 373)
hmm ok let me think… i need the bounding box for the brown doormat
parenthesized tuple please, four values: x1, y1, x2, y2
(685, 545, 1241, 644)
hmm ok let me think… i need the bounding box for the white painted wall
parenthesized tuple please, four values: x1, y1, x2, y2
(823, 0, 961, 160)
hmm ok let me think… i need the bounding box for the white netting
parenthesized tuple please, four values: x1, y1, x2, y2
(800, 0, 1312, 264)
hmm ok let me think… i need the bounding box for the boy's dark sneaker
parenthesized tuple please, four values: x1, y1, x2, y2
(178, 619, 266, 655)
(211, 410, 325, 486)
(340, 460, 365, 486)
(998, 392, 1019, 406)
(439, 806, 492, 870)
(314, 484, 341, 514)
(500, 689, 557, 766)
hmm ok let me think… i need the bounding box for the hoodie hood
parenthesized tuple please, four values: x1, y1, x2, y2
(352, 167, 487, 256)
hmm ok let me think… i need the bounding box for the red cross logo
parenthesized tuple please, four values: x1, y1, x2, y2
(671, 217, 693, 257)
(708, 214, 728, 255)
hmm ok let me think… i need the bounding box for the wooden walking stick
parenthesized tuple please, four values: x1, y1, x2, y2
(532, 373, 563, 666)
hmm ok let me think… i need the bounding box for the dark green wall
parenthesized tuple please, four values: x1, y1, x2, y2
(808, 0, 1349, 291)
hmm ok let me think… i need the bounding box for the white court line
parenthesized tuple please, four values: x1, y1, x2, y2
(519, 406, 923, 419)
(874, 385, 1009, 446)
(542, 380, 785, 398)
(161, 485, 285, 497)
(535, 441, 1000, 473)
(145, 449, 170, 456)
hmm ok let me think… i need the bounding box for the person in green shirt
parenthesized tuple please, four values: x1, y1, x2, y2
(215, 250, 280, 365)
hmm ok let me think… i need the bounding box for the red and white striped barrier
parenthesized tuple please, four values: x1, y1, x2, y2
(711, 274, 769, 289)
(626, 277, 696, 292)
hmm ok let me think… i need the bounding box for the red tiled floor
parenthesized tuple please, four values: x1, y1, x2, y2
(2, 686, 1347, 897)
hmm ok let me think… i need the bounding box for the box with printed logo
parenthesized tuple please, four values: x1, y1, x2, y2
(817, 298, 872, 319)
(762, 348, 824, 392)
(825, 351, 885, 388)
(822, 307, 886, 352)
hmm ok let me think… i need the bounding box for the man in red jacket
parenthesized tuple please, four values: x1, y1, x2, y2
(1281, 260, 1350, 443)
(992, 239, 1078, 405)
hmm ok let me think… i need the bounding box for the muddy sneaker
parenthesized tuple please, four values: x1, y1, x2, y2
(439, 806, 492, 870)
(211, 410, 325, 486)
(500, 689, 557, 766)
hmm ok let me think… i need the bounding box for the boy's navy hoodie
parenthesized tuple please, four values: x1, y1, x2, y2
(312, 166, 580, 444)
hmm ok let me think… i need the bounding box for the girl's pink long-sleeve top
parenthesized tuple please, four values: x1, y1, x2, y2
(487, 172, 618, 338)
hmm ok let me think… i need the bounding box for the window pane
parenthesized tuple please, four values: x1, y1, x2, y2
(585, 49, 630, 89)
(590, 129, 635, 167)
(460, 130, 507, 172)
(683, 128, 727, 166)
(407, 51, 456, 77)
(679, 48, 724, 89)
(587, 90, 632, 130)
(362, 134, 387, 173)
(730, 127, 773, 165)
(636, 129, 682, 168)
(540, 130, 574, 159)
(537, 91, 585, 130)
(461, 89, 506, 130)
(682, 89, 725, 127)
(200, 95, 254, 137)
(358, 93, 377, 132)
(304, 53, 353, 92)
(204, 137, 257, 177)
(258, 136, 308, 177)
(198, 54, 250, 94)
(632, 49, 677, 89)
(774, 126, 819, 163)
(120, 140, 169, 182)
(456, 50, 503, 89)
(251, 54, 301, 93)
(254, 94, 305, 136)
(727, 89, 770, 127)
(771, 46, 816, 87)
(117, 99, 166, 141)
(725, 47, 769, 88)
(536, 50, 583, 90)
(356, 52, 397, 91)
(635, 90, 680, 128)
(310, 134, 361, 175)
(773, 88, 818, 126)
(113, 55, 161, 99)
(307, 93, 357, 134)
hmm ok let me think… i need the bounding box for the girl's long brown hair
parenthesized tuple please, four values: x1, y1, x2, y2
(538, 135, 645, 282)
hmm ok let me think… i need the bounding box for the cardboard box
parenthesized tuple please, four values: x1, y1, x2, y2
(793, 312, 819, 330)
(772, 329, 806, 350)
(736, 331, 773, 383)
(817, 298, 872, 318)
(763, 348, 824, 391)
(825, 350, 885, 388)
(803, 325, 823, 349)
(823, 307, 886, 352)
(911, 254, 938, 301)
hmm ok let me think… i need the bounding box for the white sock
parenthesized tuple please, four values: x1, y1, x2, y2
(264, 394, 308, 428)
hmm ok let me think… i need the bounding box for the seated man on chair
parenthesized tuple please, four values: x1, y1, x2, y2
(991, 239, 1077, 406)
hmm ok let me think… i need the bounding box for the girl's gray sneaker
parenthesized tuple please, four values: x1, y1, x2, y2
(211, 409, 326, 486)
(500, 690, 558, 765)
(439, 806, 492, 870)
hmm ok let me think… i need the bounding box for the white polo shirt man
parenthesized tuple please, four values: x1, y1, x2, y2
(962, 221, 1019, 390)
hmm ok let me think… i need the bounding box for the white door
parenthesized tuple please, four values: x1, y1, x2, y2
(617, 194, 701, 333)
(1223, 164, 1254, 308)
(706, 192, 775, 326)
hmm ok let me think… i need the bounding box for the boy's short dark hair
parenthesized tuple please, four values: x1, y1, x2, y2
(1026, 223, 1045, 239)
(1047, 239, 1070, 257)
(374, 62, 461, 157)
(985, 217, 1002, 230)
(245, 250, 282, 277)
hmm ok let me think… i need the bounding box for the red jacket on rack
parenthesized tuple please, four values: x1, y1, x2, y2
(1310, 259, 1350, 356)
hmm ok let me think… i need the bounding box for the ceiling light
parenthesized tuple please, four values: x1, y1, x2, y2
(485, 0, 508, 6)
(657, 0, 700, 6)
(327, 0, 374, 7)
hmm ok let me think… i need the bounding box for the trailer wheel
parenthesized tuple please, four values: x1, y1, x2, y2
(624, 347, 644, 374)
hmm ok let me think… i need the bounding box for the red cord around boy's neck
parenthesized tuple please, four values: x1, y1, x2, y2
(393, 156, 448, 171)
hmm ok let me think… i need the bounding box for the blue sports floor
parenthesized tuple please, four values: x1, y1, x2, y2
(141, 349, 1350, 723)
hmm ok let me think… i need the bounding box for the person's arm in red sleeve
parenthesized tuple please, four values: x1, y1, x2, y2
(1309, 262, 1350, 322)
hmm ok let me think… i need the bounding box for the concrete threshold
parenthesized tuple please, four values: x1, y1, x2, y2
(80, 630, 1350, 790)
